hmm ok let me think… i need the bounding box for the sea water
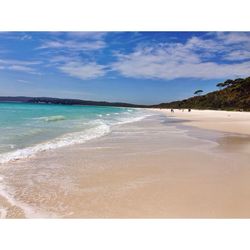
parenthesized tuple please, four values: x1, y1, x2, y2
(0, 102, 148, 164)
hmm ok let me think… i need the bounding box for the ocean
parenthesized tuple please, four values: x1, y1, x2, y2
(0, 102, 149, 164)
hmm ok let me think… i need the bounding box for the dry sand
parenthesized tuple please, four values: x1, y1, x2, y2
(0, 110, 250, 218)
(152, 109, 250, 135)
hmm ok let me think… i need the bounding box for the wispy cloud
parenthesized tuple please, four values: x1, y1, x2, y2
(0, 32, 32, 41)
(38, 39, 106, 51)
(0, 59, 41, 74)
(215, 32, 250, 45)
(17, 79, 30, 83)
(20, 34, 32, 40)
(1, 32, 250, 82)
(59, 61, 107, 80)
(46, 32, 250, 81)
(111, 33, 250, 80)
(224, 50, 250, 61)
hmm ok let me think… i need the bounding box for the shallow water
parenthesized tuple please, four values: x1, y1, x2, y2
(0, 102, 149, 163)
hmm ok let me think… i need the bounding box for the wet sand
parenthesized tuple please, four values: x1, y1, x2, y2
(0, 112, 250, 218)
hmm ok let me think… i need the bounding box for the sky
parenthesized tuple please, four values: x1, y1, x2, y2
(0, 32, 250, 104)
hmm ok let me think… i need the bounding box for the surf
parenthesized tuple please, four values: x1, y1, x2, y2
(35, 115, 66, 122)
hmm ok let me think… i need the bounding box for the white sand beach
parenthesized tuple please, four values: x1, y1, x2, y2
(152, 109, 250, 135)
(0, 109, 250, 218)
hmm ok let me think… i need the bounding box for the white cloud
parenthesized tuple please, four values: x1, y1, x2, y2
(111, 33, 250, 80)
(223, 50, 250, 61)
(185, 36, 220, 52)
(0, 32, 32, 41)
(17, 79, 30, 83)
(3, 32, 248, 81)
(59, 61, 107, 80)
(20, 34, 32, 40)
(0, 59, 41, 74)
(215, 32, 250, 45)
(38, 39, 106, 51)
(0, 59, 40, 66)
(50, 32, 250, 81)
(112, 51, 250, 80)
(8, 65, 36, 73)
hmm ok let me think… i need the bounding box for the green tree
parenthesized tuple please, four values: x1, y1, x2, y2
(224, 79, 234, 86)
(194, 90, 203, 96)
(216, 82, 227, 90)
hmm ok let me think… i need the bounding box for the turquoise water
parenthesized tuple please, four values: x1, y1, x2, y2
(0, 102, 148, 163)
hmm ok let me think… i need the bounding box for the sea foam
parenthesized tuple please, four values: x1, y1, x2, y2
(0, 109, 150, 164)
(0, 121, 110, 164)
(35, 115, 66, 122)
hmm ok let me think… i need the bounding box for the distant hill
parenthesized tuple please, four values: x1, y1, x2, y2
(0, 96, 32, 102)
(2, 77, 250, 111)
(153, 77, 250, 111)
(0, 96, 147, 108)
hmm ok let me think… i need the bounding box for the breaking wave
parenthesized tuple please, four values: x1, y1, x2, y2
(35, 115, 66, 122)
(0, 111, 150, 164)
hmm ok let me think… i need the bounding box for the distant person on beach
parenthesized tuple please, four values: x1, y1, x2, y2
(171, 109, 174, 113)
(188, 108, 191, 112)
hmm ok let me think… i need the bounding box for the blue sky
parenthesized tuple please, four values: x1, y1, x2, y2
(0, 32, 250, 104)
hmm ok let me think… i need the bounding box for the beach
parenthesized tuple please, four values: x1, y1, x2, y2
(0, 109, 250, 218)
(153, 109, 250, 136)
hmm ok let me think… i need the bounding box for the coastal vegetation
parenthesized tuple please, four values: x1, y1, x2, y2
(154, 77, 250, 111)
(194, 90, 203, 96)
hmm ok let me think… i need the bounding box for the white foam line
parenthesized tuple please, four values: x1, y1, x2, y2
(0, 175, 52, 218)
(0, 122, 110, 164)
(0, 112, 151, 165)
(0, 177, 34, 218)
(115, 114, 151, 125)
(33, 115, 66, 122)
